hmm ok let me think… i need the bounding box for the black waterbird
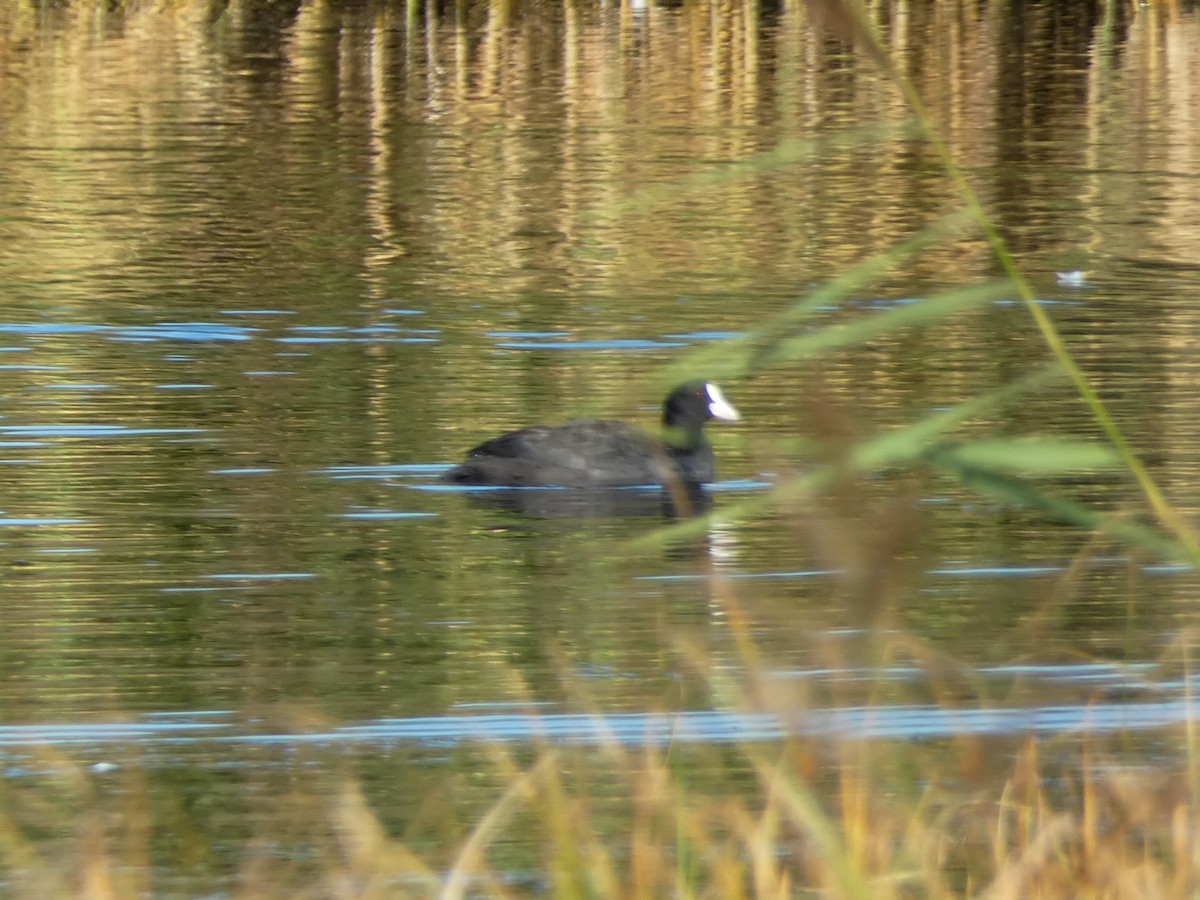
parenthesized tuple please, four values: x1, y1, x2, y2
(442, 381, 740, 488)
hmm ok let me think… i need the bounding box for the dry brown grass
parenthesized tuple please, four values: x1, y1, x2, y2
(4, 656, 1195, 900)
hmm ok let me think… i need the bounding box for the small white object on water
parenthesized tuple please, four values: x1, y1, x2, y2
(1056, 270, 1088, 287)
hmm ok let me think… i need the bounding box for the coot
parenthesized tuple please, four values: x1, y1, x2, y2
(443, 381, 740, 487)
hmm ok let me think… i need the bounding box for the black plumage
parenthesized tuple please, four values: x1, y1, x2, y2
(442, 381, 739, 487)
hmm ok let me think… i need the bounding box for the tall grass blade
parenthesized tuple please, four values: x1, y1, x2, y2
(751, 752, 877, 900)
(849, 365, 1064, 472)
(841, 0, 1200, 561)
(928, 449, 1185, 560)
(633, 365, 1065, 554)
(925, 438, 1124, 477)
(442, 752, 559, 900)
(760, 280, 1014, 369)
(665, 211, 977, 384)
(621, 122, 919, 221)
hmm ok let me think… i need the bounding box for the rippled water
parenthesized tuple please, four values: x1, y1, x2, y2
(2, 0, 1200, 889)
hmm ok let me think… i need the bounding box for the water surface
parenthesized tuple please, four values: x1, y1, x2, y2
(1, 0, 1200, 889)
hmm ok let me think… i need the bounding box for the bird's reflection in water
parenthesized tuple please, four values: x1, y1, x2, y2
(461, 481, 713, 520)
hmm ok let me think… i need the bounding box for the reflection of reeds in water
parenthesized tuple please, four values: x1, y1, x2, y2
(1, 0, 1197, 306)
(2, 1, 1200, 896)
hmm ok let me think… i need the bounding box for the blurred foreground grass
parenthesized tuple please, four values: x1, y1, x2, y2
(3, 615, 1198, 898)
(2, 0, 1199, 897)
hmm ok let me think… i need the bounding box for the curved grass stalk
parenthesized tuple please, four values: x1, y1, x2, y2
(831, 0, 1200, 563)
(662, 213, 987, 386)
(442, 751, 562, 900)
(633, 366, 1186, 559)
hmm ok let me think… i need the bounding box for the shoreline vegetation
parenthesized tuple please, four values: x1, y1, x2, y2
(5, 628, 1199, 897)
(2, 0, 1200, 896)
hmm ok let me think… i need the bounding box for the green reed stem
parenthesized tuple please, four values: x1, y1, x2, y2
(845, 0, 1200, 564)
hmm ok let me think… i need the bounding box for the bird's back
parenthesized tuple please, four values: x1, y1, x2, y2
(446, 419, 670, 487)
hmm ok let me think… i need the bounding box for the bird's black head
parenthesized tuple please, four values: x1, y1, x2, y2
(662, 381, 740, 434)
